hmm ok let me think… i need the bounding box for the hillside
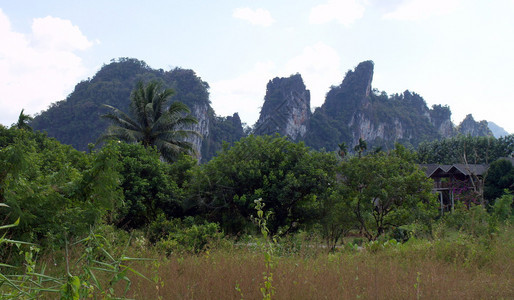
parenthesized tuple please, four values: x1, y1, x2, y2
(31, 58, 497, 160)
(31, 58, 244, 162)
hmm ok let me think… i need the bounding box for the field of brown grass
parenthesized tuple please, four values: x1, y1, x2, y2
(123, 229, 513, 299)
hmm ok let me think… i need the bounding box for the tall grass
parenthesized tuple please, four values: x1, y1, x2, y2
(122, 225, 513, 299)
(2, 222, 513, 299)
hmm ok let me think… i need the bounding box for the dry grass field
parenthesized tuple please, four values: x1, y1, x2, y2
(121, 227, 513, 300)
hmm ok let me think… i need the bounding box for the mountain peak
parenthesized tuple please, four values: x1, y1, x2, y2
(457, 114, 493, 137)
(253, 74, 311, 140)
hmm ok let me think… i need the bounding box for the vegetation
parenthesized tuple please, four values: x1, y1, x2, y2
(417, 134, 514, 164)
(3, 68, 514, 298)
(1, 125, 513, 298)
(101, 80, 200, 162)
(30, 58, 246, 162)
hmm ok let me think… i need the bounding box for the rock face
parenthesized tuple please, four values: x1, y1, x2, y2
(429, 104, 454, 137)
(253, 74, 311, 140)
(185, 103, 210, 161)
(302, 61, 456, 151)
(31, 58, 499, 162)
(458, 114, 493, 137)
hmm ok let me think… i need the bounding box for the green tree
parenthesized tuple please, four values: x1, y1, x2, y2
(342, 144, 437, 240)
(338, 142, 348, 159)
(417, 135, 514, 164)
(318, 184, 357, 251)
(484, 158, 514, 203)
(189, 134, 339, 235)
(353, 138, 367, 158)
(101, 80, 200, 162)
(0, 127, 120, 250)
(15, 109, 33, 131)
(107, 142, 187, 229)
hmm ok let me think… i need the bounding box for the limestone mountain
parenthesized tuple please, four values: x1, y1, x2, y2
(31, 58, 498, 162)
(31, 58, 244, 162)
(253, 74, 311, 140)
(457, 114, 493, 137)
(255, 61, 492, 152)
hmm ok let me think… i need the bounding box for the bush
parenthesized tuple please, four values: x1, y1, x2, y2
(492, 191, 513, 222)
(153, 217, 225, 255)
(438, 202, 495, 238)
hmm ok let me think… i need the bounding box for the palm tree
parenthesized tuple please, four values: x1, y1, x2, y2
(16, 109, 33, 131)
(354, 138, 367, 158)
(338, 142, 348, 159)
(101, 81, 200, 162)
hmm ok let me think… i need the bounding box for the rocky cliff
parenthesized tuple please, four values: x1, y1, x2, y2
(457, 114, 493, 137)
(31, 58, 498, 162)
(253, 74, 311, 140)
(254, 60, 497, 152)
(302, 61, 446, 151)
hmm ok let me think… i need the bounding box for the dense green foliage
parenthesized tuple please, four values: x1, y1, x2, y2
(484, 159, 514, 202)
(417, 134, 514, 164)
(341, 144, 437, 240)
(189, 134, 340, 235)
(107, 142, 186, 229)
(0, 126, 121, 251)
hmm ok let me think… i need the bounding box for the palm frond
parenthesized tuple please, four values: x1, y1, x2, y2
(101, 80, 201, 162)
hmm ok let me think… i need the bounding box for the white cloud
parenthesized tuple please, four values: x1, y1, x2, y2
(210, 61, 275, 125)
(210, 43, 343, 126)
(31, 16, 93, 51)
(309, 0, 367, 26)
(383, 0, 460, 20)
(233, 8, 275, 27)
(0, 9, 95, 126)
(281, 42, 342, 109)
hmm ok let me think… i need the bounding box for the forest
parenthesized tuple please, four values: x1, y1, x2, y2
(1, 80, 513, 299)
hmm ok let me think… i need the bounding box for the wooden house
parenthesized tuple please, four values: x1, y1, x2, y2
(420, 164, 489, 214)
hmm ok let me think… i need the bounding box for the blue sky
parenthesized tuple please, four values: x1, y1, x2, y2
(1, 0, 513, 133)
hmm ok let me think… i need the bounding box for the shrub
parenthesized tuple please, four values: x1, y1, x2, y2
(492, 191, 513, 222)
(154, 217, 225, 255)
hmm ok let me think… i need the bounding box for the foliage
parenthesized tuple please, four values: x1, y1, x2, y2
(153, 216, 224, 255)
(15, 109, 33, 131)
(189, 134, 340, 235)
(252, 199, 276, 300)
(492, 191, 513, 222)
(106, 142, 187, 229)
(484, 158, 514, 202)
(101, 80, 200, 162)
(317, 185, 357, 251)
(341, 144, 438, 240)
(417, 134, 514, 164)
(0, 127, 120, 252)
(0, 219, 150, 299)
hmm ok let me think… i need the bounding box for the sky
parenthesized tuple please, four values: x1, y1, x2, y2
(1, 0, 513, 133)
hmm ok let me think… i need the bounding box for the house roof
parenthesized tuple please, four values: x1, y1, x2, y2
(419, 164, 452, 177)
(420, 163, 489, 178)
(449, 164, 489, 176)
